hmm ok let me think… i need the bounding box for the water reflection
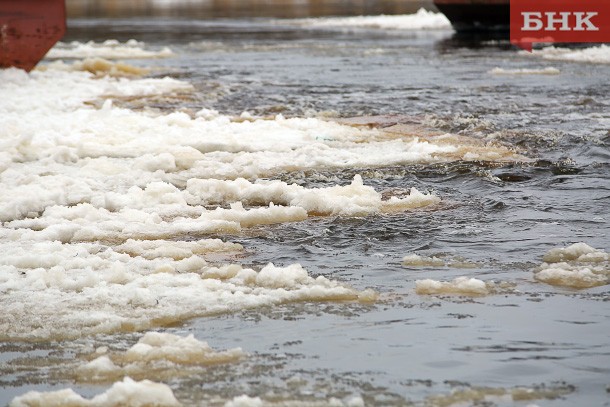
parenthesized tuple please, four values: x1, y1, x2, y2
(435, 31, 513, 52)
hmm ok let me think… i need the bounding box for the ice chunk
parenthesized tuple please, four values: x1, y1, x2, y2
(186, 175, 439, 216)
(402, 254, 445, 267)
(542, 242, 608, 263)
(77, 332, 244, 382)
(534, 243, 609, 288)
(10, 377, 180, 407)
(415, 277, 489, 296)
(124, 332, 244, 365)
(535, 266, 606, 288)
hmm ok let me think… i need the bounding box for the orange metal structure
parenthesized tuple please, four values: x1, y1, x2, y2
(0, 0, 66, 71)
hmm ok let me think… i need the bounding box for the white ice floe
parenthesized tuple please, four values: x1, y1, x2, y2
(534, 243, 609, 288)
(415, 277, 489, 296)
(402, 254, 445, 267)
(123, 332, 243, 364)
(46, 39, 174, 60)
(488, 67, 560, 75)
(10, 377, 180, 407)
(292, 8, 451, 30)
(523, 45, 610, 64)
(77, 332, 244, 382)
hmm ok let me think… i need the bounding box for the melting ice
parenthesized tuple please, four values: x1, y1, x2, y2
(0, 46, 537, 404)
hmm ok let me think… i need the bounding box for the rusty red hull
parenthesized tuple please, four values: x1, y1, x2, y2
(0, 0, 66, 72)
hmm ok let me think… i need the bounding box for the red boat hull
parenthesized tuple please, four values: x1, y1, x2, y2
(0, 0, 66, 72)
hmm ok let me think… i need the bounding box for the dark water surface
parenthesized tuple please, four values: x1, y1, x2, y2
(2, 7, 610, 407)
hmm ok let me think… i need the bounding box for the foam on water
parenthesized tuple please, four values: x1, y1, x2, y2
(525, 45, 610, 64)
(46, 40, 174, 60)
(534, 243, 609, 288)
(290, 8, 451, 30)
(488, 67, 560, 75)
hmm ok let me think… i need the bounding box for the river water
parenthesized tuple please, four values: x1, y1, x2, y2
(1, 4, 609, 407)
